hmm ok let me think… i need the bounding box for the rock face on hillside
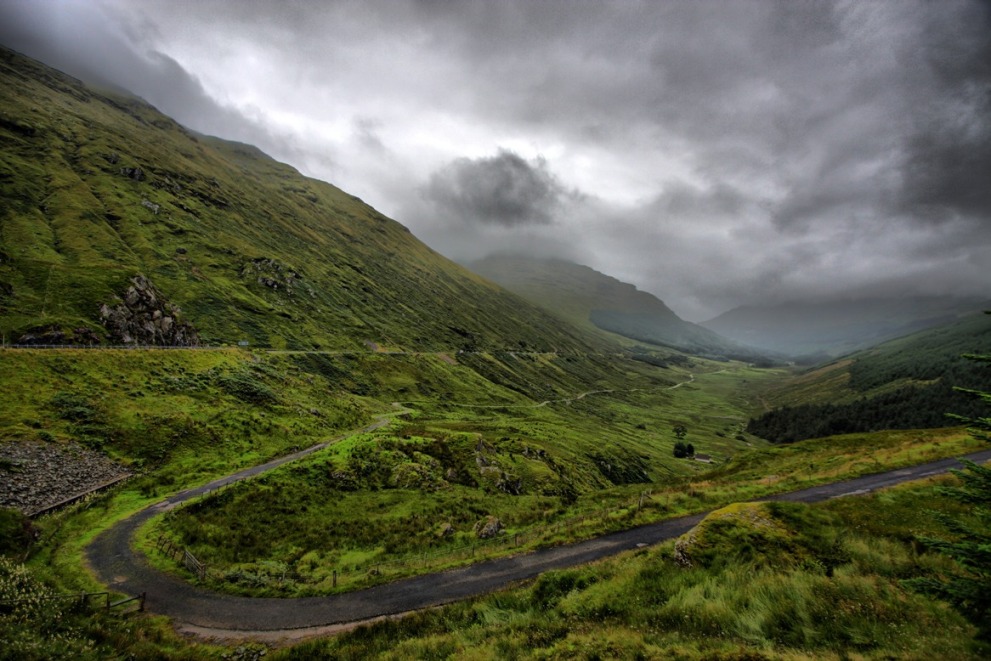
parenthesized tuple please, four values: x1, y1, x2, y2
(99, 275, 199, 346)
(15, 325, 101, 345)
(240, 257, 311, 297)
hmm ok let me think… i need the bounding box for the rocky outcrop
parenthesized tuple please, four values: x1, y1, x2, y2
(99, 275, 199, 345)
(0, 441, 131, 515)
(240, 257, 311, 297)
(119, 166, 145, 181)
(474, 515, 503, 539)
(15, 325, 101, 345)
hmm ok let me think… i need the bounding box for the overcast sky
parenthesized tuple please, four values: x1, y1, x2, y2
(1, 0, 989, 320)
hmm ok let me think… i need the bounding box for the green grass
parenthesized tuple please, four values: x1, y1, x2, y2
(4, 342, 988, 656)
(0, 46, 607, 354)
(149, 364, 981, 598)
(0, 348, 372, 477)
(271, 473, 990, 660)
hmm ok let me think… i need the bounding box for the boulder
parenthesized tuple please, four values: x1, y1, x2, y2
(474, 516, 503, 539)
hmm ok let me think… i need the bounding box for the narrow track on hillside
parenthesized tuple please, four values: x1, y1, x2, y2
(85, 444, 991, 641)
(416, 372, 700, 410)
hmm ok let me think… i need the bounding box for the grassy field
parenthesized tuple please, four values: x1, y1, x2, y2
(271, 473, 989, 660)
(0, 348, 374, 489)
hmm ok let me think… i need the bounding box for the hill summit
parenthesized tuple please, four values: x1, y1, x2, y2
(0, 46, 598, 352)
(469, 255, 767, 361)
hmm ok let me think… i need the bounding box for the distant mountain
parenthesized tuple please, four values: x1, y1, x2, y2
(469, 255, 768, 362)
(0, 46, 602, 352)
(747, 312, 991, 443)
(702, 297, 987, 361)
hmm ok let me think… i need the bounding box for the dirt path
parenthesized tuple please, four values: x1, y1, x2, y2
(433, 372, 699, 410)
(85, 447, 991, 641)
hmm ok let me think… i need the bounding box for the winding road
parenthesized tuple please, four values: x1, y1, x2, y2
(85, 439, 991, 640)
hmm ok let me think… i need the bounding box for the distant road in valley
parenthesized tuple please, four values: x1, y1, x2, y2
(85, 445, 991, 641)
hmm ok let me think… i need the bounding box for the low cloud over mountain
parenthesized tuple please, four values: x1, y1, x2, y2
(2, 0, 988, 320)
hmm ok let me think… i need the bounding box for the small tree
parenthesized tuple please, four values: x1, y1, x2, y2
(673, 425, 688, 441)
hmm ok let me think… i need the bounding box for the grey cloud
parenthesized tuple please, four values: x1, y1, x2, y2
(896, 2, 991, 222)
(0, 0, 321, 174)
(424, 151, 573, 227)
(648, 182, 751, 220)
(1, 0, 989, 320)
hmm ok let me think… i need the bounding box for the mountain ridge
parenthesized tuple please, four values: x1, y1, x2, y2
(0, 46, 605, 353)
(469, 254, 770, 362)
(703, 296, 988, 360)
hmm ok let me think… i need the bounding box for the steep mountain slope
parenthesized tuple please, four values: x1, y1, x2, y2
(748, 312, 991, 442)
(0, 47, 600, 352)
(469, 254, 768, 361)
(703, 296, 986, 360)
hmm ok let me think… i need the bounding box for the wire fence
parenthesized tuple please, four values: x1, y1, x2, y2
(0, 590, 146, 614)
(155, 535, 206, 581)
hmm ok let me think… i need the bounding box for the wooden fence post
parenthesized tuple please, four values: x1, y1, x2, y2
(333, 570, 337, 588)
(139, 592, 146, 612)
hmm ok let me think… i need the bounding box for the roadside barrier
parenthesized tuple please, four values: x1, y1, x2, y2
(0, 590, 145, 614)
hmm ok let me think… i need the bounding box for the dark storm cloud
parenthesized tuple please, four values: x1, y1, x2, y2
(896, 1, 991, 222)
(0, 0, 988, 319)
(424, 151, 575, 227)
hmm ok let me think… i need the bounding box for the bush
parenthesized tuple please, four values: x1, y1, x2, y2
(0, 509, 35, 557)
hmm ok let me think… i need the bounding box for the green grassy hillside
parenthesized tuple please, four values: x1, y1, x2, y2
(0, 46, 601, 352)
(469, 255, 769, 362)
(748, 312, 991, 443)
(0, 345, 782, 593)
(277, 476, 988, 660)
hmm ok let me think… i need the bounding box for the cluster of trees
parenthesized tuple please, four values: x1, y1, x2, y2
(671, 425, 694, 458)
(746, 381, 989, 444)
(749, 313, 991, 444)
(847, 317, 991, 393)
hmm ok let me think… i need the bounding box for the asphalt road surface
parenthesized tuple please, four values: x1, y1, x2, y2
(86, 447, 991, 635)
